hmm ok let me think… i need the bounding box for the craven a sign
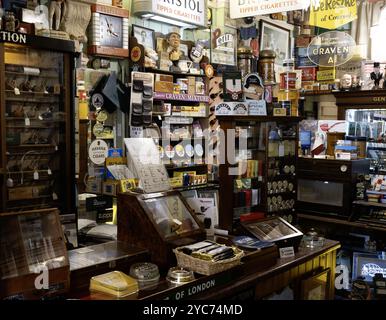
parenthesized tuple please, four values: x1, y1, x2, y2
(229, 0, 309, 19)
(309, 0, 357, 29)
(307, 31, 356, 67)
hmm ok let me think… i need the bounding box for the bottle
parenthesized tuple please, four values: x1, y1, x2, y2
(280, 59, 297, 91)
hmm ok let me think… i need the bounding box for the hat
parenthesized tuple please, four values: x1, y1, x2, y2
(374, 62, 380, 67)
(167, 27, 181, 39)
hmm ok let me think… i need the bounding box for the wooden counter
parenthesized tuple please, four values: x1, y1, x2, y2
(81, 239, 340, 300)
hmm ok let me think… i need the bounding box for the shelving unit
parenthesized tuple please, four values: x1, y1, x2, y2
(216, 115, 302, 232)
(0, 37, 76, 214)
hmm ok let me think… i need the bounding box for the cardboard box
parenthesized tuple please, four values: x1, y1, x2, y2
(273, 108, 287, 116)
(188, 77, 196, 95)
(300, 67, 317, 81)
(155, 74, 174, 93)
(155, 81, 174, 93)
(302, 81, 315, 91)
(317, 69, 335, 82)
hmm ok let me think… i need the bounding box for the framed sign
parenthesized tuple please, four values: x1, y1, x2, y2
(300, 268, 331, 300)
(132, 24, 155, 50)
(260, 20, 290, 66)
(211, 26, 237, 66)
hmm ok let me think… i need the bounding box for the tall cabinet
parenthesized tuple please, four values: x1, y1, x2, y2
(0, 35, 76, 215)
(217, 116, 302, 232)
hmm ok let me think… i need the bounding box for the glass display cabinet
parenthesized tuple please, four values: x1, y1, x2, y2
(117, 190, 206, 270)
(216, 115, 302, 232)
(0, 37, 76, 214)
(0, 208, 69, 299)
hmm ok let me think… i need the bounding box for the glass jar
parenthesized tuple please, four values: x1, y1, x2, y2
(258, 50, 276, 85)
(237, 47, 253, 79)
(280, 59, 297, 90)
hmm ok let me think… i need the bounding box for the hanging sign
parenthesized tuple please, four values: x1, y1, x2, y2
(133, 0, 208, 27)
(307, 31, 356, 67)
(89, 139, 109, 165)
(229, 0, 309, 19)
(309, 0, 357, 29)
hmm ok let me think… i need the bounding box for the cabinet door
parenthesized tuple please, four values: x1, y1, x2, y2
(0, 43, 74, 213)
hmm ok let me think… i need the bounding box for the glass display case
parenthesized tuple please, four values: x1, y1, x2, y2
(117, 190, 206, 269)
(0, 208, 69, 299)
(0, 39, 75, 214)
(241, 216, 303, 250)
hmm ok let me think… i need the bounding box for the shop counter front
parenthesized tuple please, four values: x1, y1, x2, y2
(76, 239, 340, 300)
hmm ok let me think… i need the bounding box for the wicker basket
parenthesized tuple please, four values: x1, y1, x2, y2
(173, 247, 244, 276)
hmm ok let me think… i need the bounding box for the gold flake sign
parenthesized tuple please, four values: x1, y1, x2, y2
(309, 0, 357, 29)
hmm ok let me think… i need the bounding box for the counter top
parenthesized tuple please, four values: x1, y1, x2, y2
(81, 239, 340, 300)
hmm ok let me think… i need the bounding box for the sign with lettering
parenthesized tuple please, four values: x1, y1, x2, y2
(164, 272, 231, 300)
(151, 0, 207, 26)
(211, 27, 237, 66)
(88, 139, 109, 165)
(309, 0, 357, 29)
(307, 31, 356, 67)
(0, 31, 27, 44)
(229, 0, 309, 19)
(86, 195, 113, 212)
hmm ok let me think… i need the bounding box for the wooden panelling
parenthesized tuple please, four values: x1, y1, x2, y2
(255, 247, 339, 300)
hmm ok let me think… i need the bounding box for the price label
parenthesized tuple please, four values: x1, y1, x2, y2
(279, 143, 285, 157)
(47, 168, 52, 175)
(14, 87, 20, 95)
(25, 117, 30, 126)
(33, 171, 39, 180)
(279, 246, 295, 258)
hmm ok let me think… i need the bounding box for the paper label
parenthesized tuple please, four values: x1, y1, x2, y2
(25, 117, 30, 126)
(279, 246, 295, 258)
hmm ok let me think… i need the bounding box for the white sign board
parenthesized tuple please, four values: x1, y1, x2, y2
(229, 0, 309, 19)
(89, 139, 109, 165)
(152, 0, 206, 27)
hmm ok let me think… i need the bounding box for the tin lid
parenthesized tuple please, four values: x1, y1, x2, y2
(238, 46, 252, 54)
(259, 50, 276, 59)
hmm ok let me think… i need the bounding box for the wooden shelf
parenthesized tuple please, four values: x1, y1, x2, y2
(7, 144, 57, 148)
(165, 163, 207, 170)
(153, 92, 209, 103)
(145, 67, 206, 77)
(298, 213, 386, 232)
(5, 71, 59, 78)
(5, 90, 60, 96)
(301, 91, 334, 96)
(353, 200, 386, 208)
(172, 183, 218, 192)
(216, 115, 304, 122)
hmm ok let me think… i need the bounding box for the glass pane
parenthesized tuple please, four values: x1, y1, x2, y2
(297, 179, 343, 207)
(246, 218, 297, 241)
(3, 43, 68, 212)
(144, 196, 199, 239)
(0, 211, 67, 280)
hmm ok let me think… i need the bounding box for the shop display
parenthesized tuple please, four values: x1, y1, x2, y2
(90, 271, 138, 298)
(129, 262, 160, 290)
(166, 267, 195, 287)
(217, 117, 301, 231)
(117, 190, 206, 269)
(173, 240, 244, 275)
(0, 38, 76, 214)
(129, 72, 154, 128)
(241, 216, 303, 250)
(0, 208, 69, 299)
